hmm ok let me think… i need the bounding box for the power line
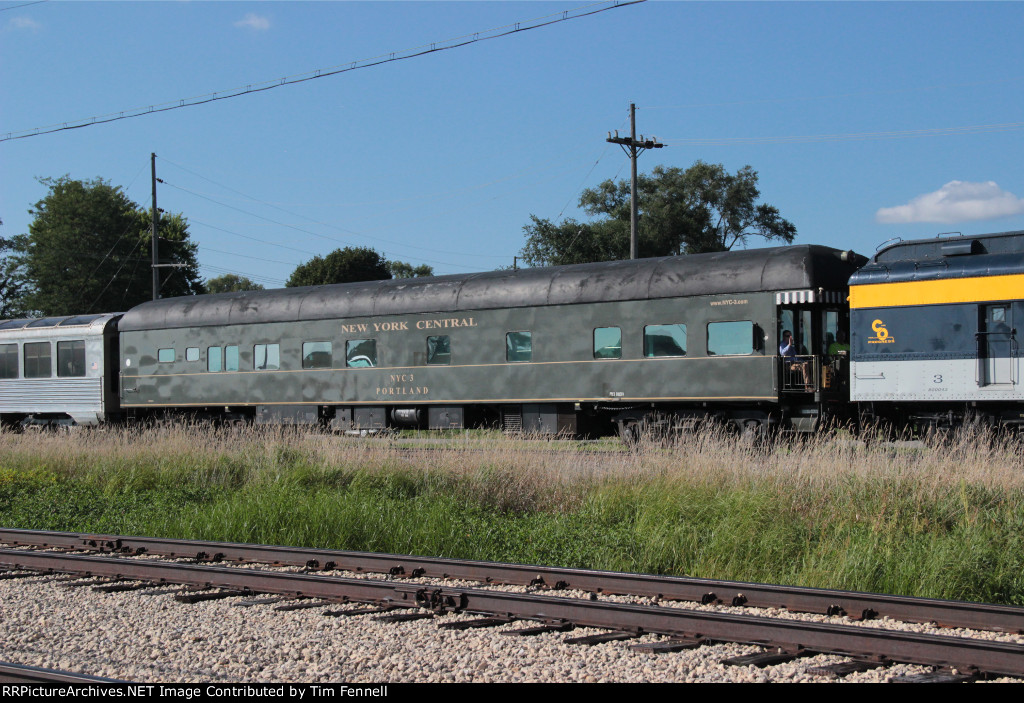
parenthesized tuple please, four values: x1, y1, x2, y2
(197, 244, 300, 269)
(0, 1, 47, 12)
(160, 178, 488, 271)
(660, 121, 1024, 146)
(161, 150, 587, 213)
(188, 219, 322, 258)
(642, 76, 1024, 111)
(159, 151, 585, 259)
(1, 1, 645, 142)
(198, 263, 287, 287)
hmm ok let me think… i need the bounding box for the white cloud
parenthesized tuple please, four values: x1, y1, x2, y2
(234, 13, 270, 31)
(876, 180, 1024, 224)
(7, 16, 41, 32)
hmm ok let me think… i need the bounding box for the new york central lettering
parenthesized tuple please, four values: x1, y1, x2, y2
(337, 317, 478, 332)
(416, 317, 477, 330)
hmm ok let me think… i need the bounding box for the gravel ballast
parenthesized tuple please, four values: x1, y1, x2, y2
(3, 571, 1019, 683)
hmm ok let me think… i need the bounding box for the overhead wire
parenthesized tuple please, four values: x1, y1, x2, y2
(660, 121, 1024, 146)
(641, 75, 1024, 111)
(0, 0, 47, 11)
(1, 1, 646, 142)
(158, 153, 585, 259)
(159, 178, 490, 271)
(198, 263, 287, 287)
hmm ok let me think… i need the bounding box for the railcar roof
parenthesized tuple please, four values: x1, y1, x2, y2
(870, 230, 1024, 263)
(851, 230, 1024, 286)
(0, 312, 122, 334)
(120, 245, 863, 332)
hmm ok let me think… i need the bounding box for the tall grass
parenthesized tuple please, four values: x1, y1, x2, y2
(1, 423, 1022, 603)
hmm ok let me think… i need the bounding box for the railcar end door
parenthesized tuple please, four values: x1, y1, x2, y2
(979, 304, 1017, 386)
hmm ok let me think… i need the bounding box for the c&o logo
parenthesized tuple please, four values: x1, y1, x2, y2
(868, 319, 896, 344)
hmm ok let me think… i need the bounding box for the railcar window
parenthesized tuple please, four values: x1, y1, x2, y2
(26, 317, 63, 328)
(506, 331, 532, 362)
(346, 339, 377, 368)
(158, 348, 175, 363)
(185, 347, 200, 362)
(254, 344, 280, 371)
(57, 340, 86, 377)
(644, 324, 686, 357)
(23, 342, 51, 378)
(303, 341, 333, 369)
(823, 310, 838, 354)
(225, 346, 239, 372)
(0, 344, 17, 378)
(708, 321, 754, 356)
(426, 335, 450, 365)
(594, 327, 622, 359)
(208, 346, 223, 373)
(59, 315, 102, 327)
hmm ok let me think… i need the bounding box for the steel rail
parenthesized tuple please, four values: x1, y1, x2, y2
(0, 661, 124, 683)
(1, 528, 1022, 634)
(2, 547, 1024, 677)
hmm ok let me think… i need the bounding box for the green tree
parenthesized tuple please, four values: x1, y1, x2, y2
(286, 247, 391, 287)
(0, 219, 28, 318)
(388, 260, 434, 278)
(12, 177, 204, 315)
(520, 162, 797, 266)
(206, 273, 265, 294)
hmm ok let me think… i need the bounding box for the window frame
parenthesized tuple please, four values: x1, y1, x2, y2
(208, 346, 223, 373)
(23, 341, 52, 378)
(707, 320, 756, 357)
(346, 339, 377, 368)
(57, 340, 86, 377)
(643, 323, 687, 358)
(505, 330, 533, 363)
(225, 345, 239, 372)
(253, 343, 281, 371)
(302, 341, 333, 369)
(593, 326, 622, 360)
(426, 335, 451, 365)
(0, 343, 18, 379)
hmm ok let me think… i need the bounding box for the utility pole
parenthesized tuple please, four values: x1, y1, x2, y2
(606, 103, 664, 259)
(150, 152, 159, 300)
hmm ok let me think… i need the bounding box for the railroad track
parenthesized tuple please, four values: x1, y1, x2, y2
(0, 661, 124, 683)
(2, 528, 1021, 633)
(2, 529, 1023, 681)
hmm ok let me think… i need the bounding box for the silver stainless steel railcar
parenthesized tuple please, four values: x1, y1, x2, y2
(850, 230, 1024, 431)
(117, 245, 865, 437)
(0, 313, 123, 427)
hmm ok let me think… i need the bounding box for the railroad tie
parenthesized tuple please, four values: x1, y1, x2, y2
(806, 660, 888, 678)
(629, 637, 708, 654)
(500, 623, 575, 637)
(564, 631, 638, 646)
(721, 648, 811, 668)
(274, 599, 334, 611)
(174, 589, 249, 604)
(437, 617, 514, 631)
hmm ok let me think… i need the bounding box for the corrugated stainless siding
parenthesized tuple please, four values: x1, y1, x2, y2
(0, 377, 104, 416)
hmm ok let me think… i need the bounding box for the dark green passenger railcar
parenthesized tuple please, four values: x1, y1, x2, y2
(118, 245, 865, 437)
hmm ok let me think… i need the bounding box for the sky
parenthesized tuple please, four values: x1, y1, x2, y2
(2, 1, 1023, 293)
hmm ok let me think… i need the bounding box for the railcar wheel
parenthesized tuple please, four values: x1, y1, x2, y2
(618, 420, 641, 446)
(739, 419, 763, 445)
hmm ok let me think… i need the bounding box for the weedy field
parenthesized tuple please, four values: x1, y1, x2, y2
(1, 423, 1022, 604)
